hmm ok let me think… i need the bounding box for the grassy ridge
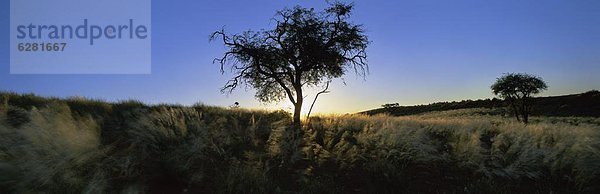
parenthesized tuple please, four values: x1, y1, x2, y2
(1, 92, 599, 193)
(363, 90, 600, 117)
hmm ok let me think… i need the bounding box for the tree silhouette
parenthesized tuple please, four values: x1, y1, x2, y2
(491, 73, 548, 124)
(381, 103, 399, 109)
(211, 2, 369, 127)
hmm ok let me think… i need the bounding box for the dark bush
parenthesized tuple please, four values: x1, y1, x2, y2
(6, 106, 30, 128)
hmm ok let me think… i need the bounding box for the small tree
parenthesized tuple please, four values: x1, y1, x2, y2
(211, 2, 369, 127)
(381, 103, 399, 109)
(491, 73, 548, 124)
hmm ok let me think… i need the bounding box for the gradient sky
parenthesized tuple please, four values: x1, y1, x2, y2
(1, 0, 599, 114)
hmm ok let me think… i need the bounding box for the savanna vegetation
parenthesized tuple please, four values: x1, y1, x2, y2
(365, 90, 600, 117)
(1, 92, 599, 193)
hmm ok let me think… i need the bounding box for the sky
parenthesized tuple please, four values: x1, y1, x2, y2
(1, 0, 599, 114)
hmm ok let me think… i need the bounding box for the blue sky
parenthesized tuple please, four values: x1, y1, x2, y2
(1, 0, 599, 114)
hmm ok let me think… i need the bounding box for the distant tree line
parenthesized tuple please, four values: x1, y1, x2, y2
(375, 98, 506, 116)
(375, 73, 553, 124)
(371, 89, 600, 118)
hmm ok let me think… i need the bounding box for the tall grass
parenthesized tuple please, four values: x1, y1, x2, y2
(0, 93, 599, 193)
(304, 112, 600, 193)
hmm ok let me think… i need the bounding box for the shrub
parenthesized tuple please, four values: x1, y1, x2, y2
(6, 106, 30, 128)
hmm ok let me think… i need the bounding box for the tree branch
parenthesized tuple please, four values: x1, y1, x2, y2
(306, 81, 331, 122)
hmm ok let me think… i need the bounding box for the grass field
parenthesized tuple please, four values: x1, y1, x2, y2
(1, 92, 599, 193)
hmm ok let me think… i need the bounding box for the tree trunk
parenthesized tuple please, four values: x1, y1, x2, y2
(293, 101, 302, 128)
(292, 82, 303, 128)
(509, 101, 520, 122)
(513, 108, 521, 122)
(522, 98, 529, 124)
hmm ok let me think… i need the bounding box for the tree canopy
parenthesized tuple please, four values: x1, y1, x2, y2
(492, 73, 548, 100)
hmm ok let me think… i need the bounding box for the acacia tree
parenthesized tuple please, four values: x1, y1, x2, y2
(491, 73, 548, 124)
(211, 2, 369, 127)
